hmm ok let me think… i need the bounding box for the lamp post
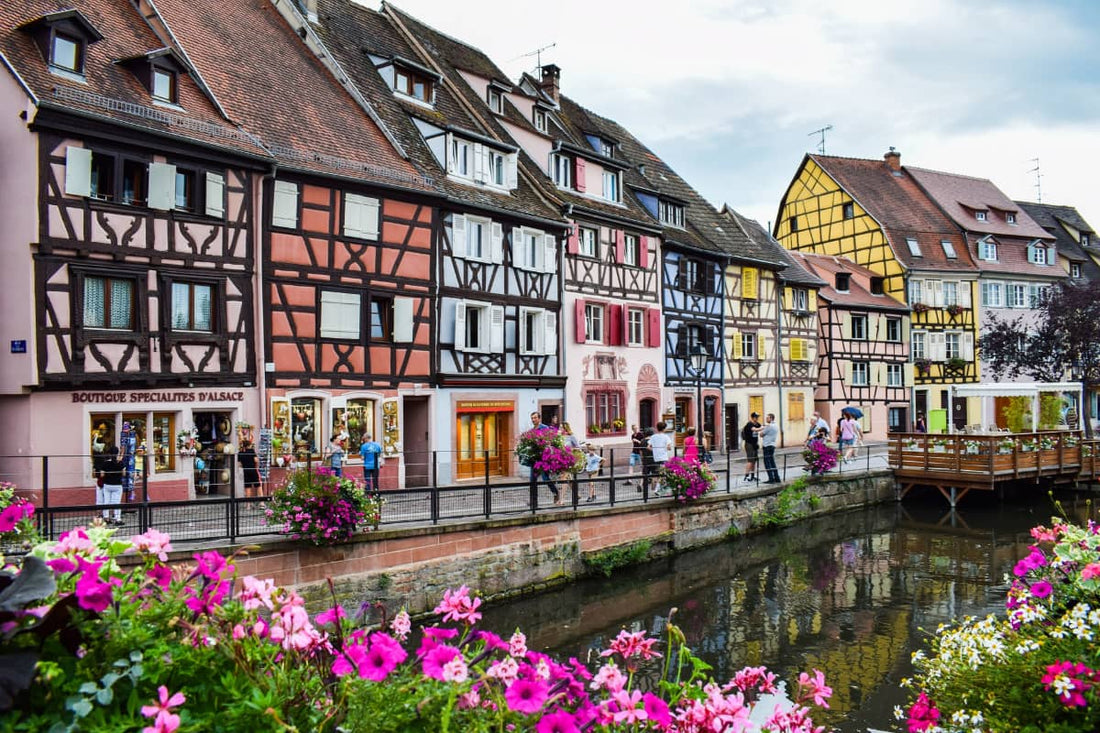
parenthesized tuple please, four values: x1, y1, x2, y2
(690, 344, 709, 438)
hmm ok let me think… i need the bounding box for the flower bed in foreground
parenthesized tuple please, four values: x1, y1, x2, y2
(1, 520, 831, 732)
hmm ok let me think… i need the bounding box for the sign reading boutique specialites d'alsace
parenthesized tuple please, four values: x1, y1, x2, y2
(70, 391, 246, 404)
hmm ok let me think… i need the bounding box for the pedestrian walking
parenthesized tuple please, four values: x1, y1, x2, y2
(324, 437, 345, 477)
(359, 433, 383, 493)
(683, 427, 699, 463)
(582, 444, 603, 502)
(525, 412, 559, 505)
(627, 425, 644, 484)
(647, 421, 674, 495)
(238, 440, 261, 497)
(97, 444, 125, 526)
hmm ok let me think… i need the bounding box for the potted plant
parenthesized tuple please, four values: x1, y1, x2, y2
(945, 303, 965, 317)
(903, 437, 919, 451)
(997, 437, 1016, 454)
(612, 418, 626, 431)
(963, 439, 980, 455)
(912, 302, 932, 314)
(932, 438, 948, 453)
(945, 357, 967, 371)
(914, 358, 933, 376)
(1020, 438, 1039, 452)
(587, 424, 602, 435)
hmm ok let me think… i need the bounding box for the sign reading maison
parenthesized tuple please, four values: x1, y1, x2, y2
(71, 391, 246, 404)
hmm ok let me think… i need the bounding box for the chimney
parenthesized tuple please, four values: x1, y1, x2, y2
(884, 147, 901, 172)
(539, 64, 560, 103)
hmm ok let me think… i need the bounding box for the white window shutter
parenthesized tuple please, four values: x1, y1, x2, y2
(445, 133, 456, 174)
(205, 172, 225, 217)
(362, 196, 380, 239)
(904, 364, 915, 387)
(842, 312, 852, 339)
(490, 305, 505, 352)
(451, 214, 467, 258)
(272, 180, 299, 228)
(506, 152, 518, 189)
(543, 311, 557, 355)
(490, 221, 504, 263)
(148, 162, 176, 210)
(902, 317, 911, 341)
(542, 233, 556, 274)
(870, 363, 882, 387)
(453, 301, 467, 351)
(393, 297, 413, 342)
(344, 194, 363, 238)
(932, 281, 944, 307)
(320, 291, 360, 339)
(510, 227, 525, 270)
(924, 280, 936, 307)
(473, 143, 485, 182)
(962, 332, 974, 361)
(958, 282, 971, 307)
(65, 147, 92, 197)
(931, 332, 946, 361)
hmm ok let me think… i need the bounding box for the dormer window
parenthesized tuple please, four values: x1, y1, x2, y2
(152, 67, 176, 103)
(659, 200, 685, 228)
(906, 238, 922, 257)
(1027, 241, 1051, 266)
(533, 108, 547, 133)
(835, 273, 850, 292)
(488, 88, 503, 114)
(1006, 212, 1017, 225)
(118, 49, 187, 105)
(978, 237, 997, 261)
(446, 133, 516, 190)
(550, 153, 572, 189)
(372, 55, 439, 105)
(602, 170, 620, 203)
(975, 210, 988, 222)
(395, 67, 433, 102)
(1083, 234, 1091, 247)
(19, 9, 104, 78)
(789, 215, 799, 232)
(842, 202, 854, 220)
(600, 140, 614, 158)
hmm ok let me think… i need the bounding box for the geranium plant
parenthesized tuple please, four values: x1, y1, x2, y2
(658, 456, 716, 502)
(802, 441, 839, 475)
(516, 427, 581, 475)
(0, 482, 36, 554)
(264, 466, 381, 546)
(902, 511, 1100, 732)
(1, 522, 833, 732)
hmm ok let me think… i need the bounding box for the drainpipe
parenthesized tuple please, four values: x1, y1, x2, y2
(776, 278, 785, 447)
(257, 163, 278, 434)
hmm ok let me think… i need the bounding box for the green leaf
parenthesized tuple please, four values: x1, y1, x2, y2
(0, 557, 57, 612)
(99, 672, 120, 689)
(78, 682, 98, 695)
(95, 687, 113, 705)
(68, 697, 92, 718)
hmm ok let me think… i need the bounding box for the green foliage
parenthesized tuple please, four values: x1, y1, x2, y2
(1002, 396, 1033, 433)
(755, 478, 812, 529)
(582, 539, 653, 577)
(1039, 393, 1063, 431)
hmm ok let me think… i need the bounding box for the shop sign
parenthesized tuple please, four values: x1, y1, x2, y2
(71, 390, 246, 404)
(455, 400, 514, 413)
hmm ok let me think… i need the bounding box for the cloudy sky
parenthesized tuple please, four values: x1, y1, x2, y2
(372, 0, 1100, 231)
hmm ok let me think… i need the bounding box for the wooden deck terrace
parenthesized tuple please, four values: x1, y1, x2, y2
(889, 431, 1100, 506)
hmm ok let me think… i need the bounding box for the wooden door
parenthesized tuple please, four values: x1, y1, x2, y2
(455, 413, 510, 480)
(402, 397, 430, 487)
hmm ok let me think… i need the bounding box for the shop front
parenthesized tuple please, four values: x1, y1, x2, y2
(454, 400, 514, 480)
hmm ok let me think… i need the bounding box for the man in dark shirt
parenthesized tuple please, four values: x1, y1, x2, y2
(525, 412, 559, 505)
(741, 413, 761, 482)
(97, 445, 126, 526)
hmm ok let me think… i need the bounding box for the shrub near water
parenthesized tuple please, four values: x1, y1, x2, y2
(264, 466, 381, 546)
(1, 520, 833, 732)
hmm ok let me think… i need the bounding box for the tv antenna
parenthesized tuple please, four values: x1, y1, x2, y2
(1028, 157, 1043, 203)
(809, 125, 833, 154)
(510, 42, 557, 72)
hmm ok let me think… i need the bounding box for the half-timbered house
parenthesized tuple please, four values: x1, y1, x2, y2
(775, 151, 978, 433)
(311, 0, 567, 484)
(152, 0, 438, 486)
(0, 0, 272, 499)
(388, 10, 665, 453)
(792, 253, 911, 439)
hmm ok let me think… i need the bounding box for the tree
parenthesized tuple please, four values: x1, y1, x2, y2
(978, 281, 1100, 437)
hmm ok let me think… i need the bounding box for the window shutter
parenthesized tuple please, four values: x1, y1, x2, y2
(510, 227, 525, 270)
(272, 180, 299, 228)
(791, 338, 803, 362)
(647, 307, 661, 347)
(393, 297, 413, 342)
(962, 332, 975, 361)
(904, 363, 915, 387)
(320, 291, 360, 340)
(758, 333, 767, 360)
(204, 172, 225, 218)
(148, 162, 176, 210)
(959, 282, 972, 307)
(544, 311, 558, 355)
(924, 281, 937, 307)
(845, 361, 853, 384)
(615, 229, 625, 263)
(451, 214, 467, 258)
(445, 133, 456, 173)
(567, 223, 579, 255)
(842, 312, 852, 339)
(639, 235, 649, 269)
(932, 280, 944, 307)
(490, 221, 504, 263)
(506, 152, 518, 189)
(808, 289, 817, 311)
(574, 157, 586, 192)
(783, 287, 792, 311)
(677, 258, 687, 289)
(902, 317, 911, 341)
(575, 299, 586, 344)
(64, 147, 93, 197)
(742, 267, 758, 299)
(731, 329, 742, 359)
(675, 324, 687, 357)
(870, 363, 882, 387)
(930, 332, 946, 361)
(472, 143, 486, 182)
(490, 305, 505, 352)
(621, 305, 630, 343)
(453, 301, 467, 351)
(542, 233, 556, 274)
(608, 304, 623, 346)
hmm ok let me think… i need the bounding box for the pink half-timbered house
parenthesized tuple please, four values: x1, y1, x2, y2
(0, 0, 271, 501)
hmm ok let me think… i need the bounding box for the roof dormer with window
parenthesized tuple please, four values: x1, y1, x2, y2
(585, 133, 616, 159)
(445, 129, 517, 191)
(658, 199, 685, 229)
(18, 9, 104, 80)
(369, 53, 439, 107)
(1027, 239, 1053, 266)
(486, 80, 509, 115)
(117, 48, 188, 107)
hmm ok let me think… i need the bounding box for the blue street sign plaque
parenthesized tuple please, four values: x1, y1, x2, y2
(10, 340, 26, 354)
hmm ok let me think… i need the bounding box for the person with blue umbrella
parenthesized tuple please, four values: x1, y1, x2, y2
(839, 409, 863, 463)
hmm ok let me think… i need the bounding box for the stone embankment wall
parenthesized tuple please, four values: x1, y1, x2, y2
(224, 471, 896, 615)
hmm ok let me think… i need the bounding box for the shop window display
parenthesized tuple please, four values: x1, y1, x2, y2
(290, 398, 321, 458)
(336, 399, 375, 457)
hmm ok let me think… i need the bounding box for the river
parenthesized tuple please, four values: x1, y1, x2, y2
(477, 496, 1090, 731)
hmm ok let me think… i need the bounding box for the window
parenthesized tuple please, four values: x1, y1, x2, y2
(519, 308, 555, 355)
(789, 338, 809, 362)
(741, 332, 756, 360)
(906, 238, 922, 257)
(599, 140, 614, 158)
(623, 234, 639, 266)
(487, 151, 506, 187)
(1027, 243, 1050, 266)
(1072, 263, 1082, 278)
(979, 239, 997, 261)
(84, 276, 134, 330)
(981, 282, 1004, 307)
(487, 88, 503, 113)
(533, 108, 547, 133)
(680, 258, 703, 293)
(579, 227, 597, 258)
(945, 332, 961, 360)
(842, 202, 854, 220)
(343, 192, 381, 240)
(909, 279, 923, 306)
(888, 407, 906, 432)
(369, 295, 392, 341)
(51, 32, 82, 72)
(835, 273, 850, 292)
(516, 228, 541, 270)
(393, 67, 434, 102)
(975, 210, 988, 221)
(1082, 234, 1090, 247)
(851, 361, 869, 386)
(1011, 283, 1028, 308)
(870, 277, 884, 295)
(584, 303, 604, 343)
(941, 240, 957, 259)
(788, 392, 805, 422)
(551, 154, 572, 188)
(850, 314, 868, 340)
(1006, 212, 1016, 224)
(320, 291, 360, 340)
(585, 390, 624, 435)
(790, 288, 808, 311)
(602, 170, 619, 202)
(456, 302, 494, 352)
(943, 281, 958, 307)
(450, 137, 471, 177)
(627, 308, 645, 346)
(789, 215, 799, 232)
(886, 318, 901, 342)
(1028, 284, 1048, 308)
(121, 160, 146, 205)
(173, 168, 195, 211)
(660, 200, 685, 228)
(911, 331, 926, 360)
(170, 282, 213, 332)
(341, 399, 376, 457)
(152, 67, 176, 103)
(887, 363, 904, 387)
(89, 151, 115, 201)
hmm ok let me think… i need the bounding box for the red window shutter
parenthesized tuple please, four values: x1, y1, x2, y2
(574, 158, 586, 192)
(575, 299, 587, 343)
(621, 305, 630, 343)
(608, 303, 623, 345)
(647, 307, 661, 347)
(567, 223, 579, 254)
(615, 229, 625, 263)
(639, 235, 649, 269)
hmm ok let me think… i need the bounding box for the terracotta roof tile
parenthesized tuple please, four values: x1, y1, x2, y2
(965, 233, 1066, 280)
(1016, 202, 1100, 279)
(907, 166, 1050, 240)
(792, 252, 907, 311)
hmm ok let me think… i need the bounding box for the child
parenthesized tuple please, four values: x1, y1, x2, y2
(583, 444, 603, 503)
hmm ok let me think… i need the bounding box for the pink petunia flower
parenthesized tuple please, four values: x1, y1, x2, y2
(643, 693, 671, 727)
(314, 604, 347, 627)
(1030, 579, 1053, 599)
(442, 655, 469, 683)
(536, 709, 580, 733)
(1081, 562, 1100, 581)
(146, 564, 172, 589)
(504, 677, 549, 715)
(422, 644, 462, 681)
(74, 562, 112, 613)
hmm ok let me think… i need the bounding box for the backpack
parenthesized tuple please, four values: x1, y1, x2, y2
(741, 423, 755, 443)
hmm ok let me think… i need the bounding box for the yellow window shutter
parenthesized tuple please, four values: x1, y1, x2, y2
(783, 287, 792, 310)
(808, 290, 817, 311)
(904, 363, 915, 387)
(758, 333, 767, 359)
(731, 329, 742, 359)
(794, 338, 806, 361)
(743, 267, 758, 299)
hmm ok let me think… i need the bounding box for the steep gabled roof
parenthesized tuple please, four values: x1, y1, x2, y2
(907, 166, 1050, 240)
(152, 0, 429, 191)
(0, 0, 268, 159)
(792, 253, 907, 311)
(725, 209, 823, 285)
(1016, 201, 1100, 280)
(309, 0, 560, 223)
(800, 154, 976, 273)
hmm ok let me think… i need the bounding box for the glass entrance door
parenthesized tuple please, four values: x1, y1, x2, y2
(455, 413, 511, 480)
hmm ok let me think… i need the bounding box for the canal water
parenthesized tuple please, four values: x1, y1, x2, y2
(478, 497, 1092, 732)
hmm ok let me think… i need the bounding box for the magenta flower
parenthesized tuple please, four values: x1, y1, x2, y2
(422, 644, 462, 680)
(643, 693, 671, 727)
(1042, 660, 1097, 708)
(0, 501, 32, 532)
(1029, 579, 1053, 599)
(361, 633, 407, 681)
(600, 629, 662, 661)
(434, 585, 483, 625)
(141, 686, 185, 733)
(509, 630, 528, 657)
(907, 692, 940, 732)
(536, 709, 580, 733)
(391, 609, 411, 640)
(147, 564, 172, 589)
(1082, 562, 1100, 581)
(74, 562, 112, 613)
(314, 604, 346, 627)
(504, 677, 549, 715)
(797, 669, 833, 708)
(192, 550, 229, 581)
